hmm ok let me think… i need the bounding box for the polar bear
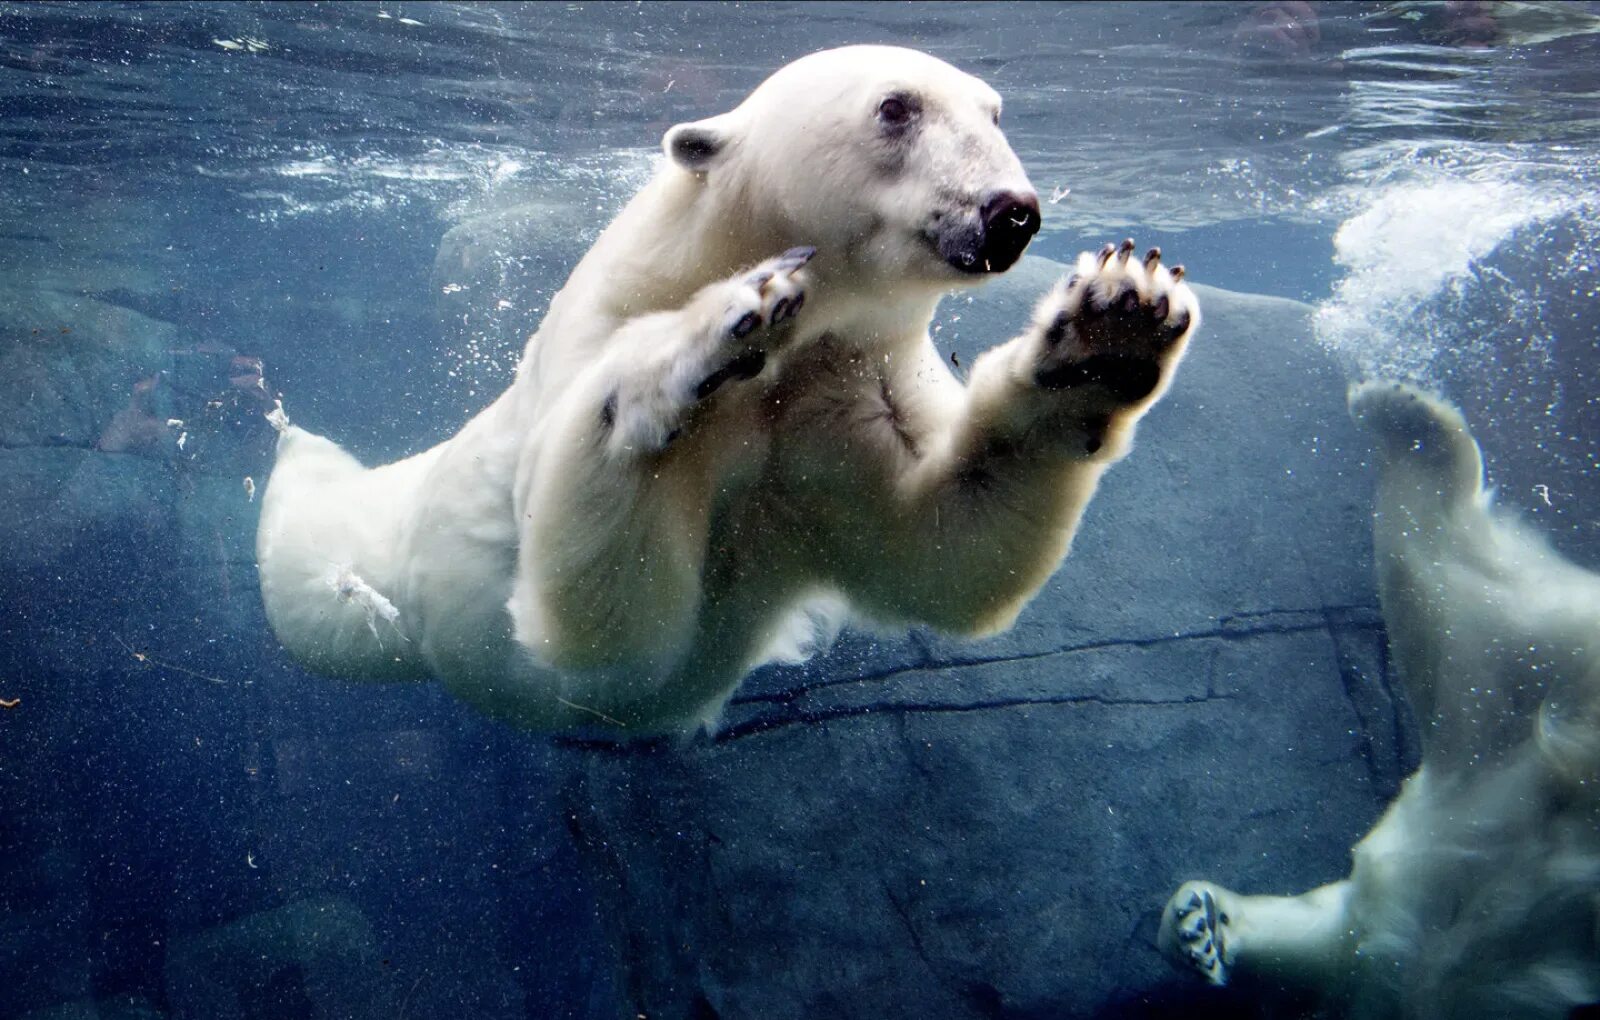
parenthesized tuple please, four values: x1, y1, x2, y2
(1160, 382, 1600, 1019)
(256, 46, 1199, 733)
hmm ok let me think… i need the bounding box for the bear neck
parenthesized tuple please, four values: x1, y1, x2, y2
(563, 167, 785, 318)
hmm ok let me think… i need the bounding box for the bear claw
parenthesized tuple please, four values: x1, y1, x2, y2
(776, 245, 817, 269)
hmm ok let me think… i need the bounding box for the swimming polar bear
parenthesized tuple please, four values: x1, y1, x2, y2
(256, 46, 1199, 733)
(1160, 382, 1600, 1019)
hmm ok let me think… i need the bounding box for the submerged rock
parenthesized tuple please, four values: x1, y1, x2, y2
(555, 257, 1409, 1019)
(19, 995, 165, 1020)
(164, 897, 385, 1019)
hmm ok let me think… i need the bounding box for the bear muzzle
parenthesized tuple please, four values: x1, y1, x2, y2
(937, 189, 1041, 275)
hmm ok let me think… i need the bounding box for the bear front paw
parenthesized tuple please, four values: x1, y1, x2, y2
(1032, 239, 1197, 407)
(694, 246, 815, 401)
(602, 247, 815, 457)
(1160, 881, 1235, 987)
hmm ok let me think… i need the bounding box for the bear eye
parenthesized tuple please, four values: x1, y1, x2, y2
(991, 107, 1001, 127)
(876, 94, 917, 129)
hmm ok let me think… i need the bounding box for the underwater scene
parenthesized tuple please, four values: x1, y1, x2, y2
(3, 2, 1600, 1018)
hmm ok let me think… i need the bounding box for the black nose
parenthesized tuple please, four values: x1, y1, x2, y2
(977, 189, 1041, 273)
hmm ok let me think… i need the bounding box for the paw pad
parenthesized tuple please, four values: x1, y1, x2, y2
(730, 310, 761, 340)
(1171, 887, 1232, 986)
(694, 350, 767, 401)
(721, 246, 815, 344)
(1032, 238, 1197, 409)
(695, 247, 817, 404)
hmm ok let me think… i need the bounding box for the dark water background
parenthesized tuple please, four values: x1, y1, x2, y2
(1, 3, 1598, 1018)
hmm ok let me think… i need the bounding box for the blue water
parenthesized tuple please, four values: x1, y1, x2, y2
(2, 3, 1598, 1018)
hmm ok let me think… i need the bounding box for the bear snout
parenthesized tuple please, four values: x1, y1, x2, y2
(937, 189, 1040, 275)
(979, 189, 1041, 271)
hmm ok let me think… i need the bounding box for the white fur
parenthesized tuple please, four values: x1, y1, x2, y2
(257, 46, 1199, 734)
(1161, 382, 1600, 1019)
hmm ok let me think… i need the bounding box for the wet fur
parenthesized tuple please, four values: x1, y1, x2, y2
(256, 47, 1198, 734)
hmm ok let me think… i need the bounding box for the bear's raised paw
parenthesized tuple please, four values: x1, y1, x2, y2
(602, 247, 814, 457)
(693, 246, 814, 401)
(1033, 239, 1196, 409)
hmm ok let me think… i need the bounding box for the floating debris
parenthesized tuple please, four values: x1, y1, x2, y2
(113, 636, 231, 685)
(213, 37, 270, 53)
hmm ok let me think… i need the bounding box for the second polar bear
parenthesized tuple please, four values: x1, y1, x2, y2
(1160, 383, 1600, 1019)
(256, 46, 1200, 733)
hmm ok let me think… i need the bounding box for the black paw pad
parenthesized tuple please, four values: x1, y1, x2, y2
(729, 310, 761, 340)
(1044, 311, 1072, 346)
(1083, 416, 1109, 455)
(694, 350, 768, 401)
(1037, 354, 1162, 403)
(1165, 308, 1192, 339)
(726, 349, 767, 382)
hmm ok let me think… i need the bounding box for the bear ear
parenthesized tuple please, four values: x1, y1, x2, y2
(663, 117, 732, 173)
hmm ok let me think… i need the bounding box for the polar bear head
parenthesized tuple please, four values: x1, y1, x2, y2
(662, 46, 1040, 292)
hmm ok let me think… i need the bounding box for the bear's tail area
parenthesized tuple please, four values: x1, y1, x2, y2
(1348, 380, 1486, 508)
(256, 412, 427, 682)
